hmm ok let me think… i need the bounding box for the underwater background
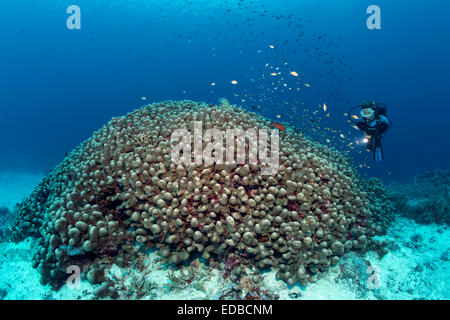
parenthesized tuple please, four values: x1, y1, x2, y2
(1, 0, 449, 181)
(0, 0, 449, 300)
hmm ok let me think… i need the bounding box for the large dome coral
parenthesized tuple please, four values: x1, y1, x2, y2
(12, 100, 393, 296)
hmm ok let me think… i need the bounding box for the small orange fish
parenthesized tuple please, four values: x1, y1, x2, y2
(271, 122, 286, 131)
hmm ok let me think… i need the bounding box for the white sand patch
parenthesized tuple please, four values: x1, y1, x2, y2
(366, 217, 450, 300)
(0, 238, 94, 300)
(260, 262, 375, 300)
(103, 251, 230, 300)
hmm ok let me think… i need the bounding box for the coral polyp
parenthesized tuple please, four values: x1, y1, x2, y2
(12, 100, 394, 297)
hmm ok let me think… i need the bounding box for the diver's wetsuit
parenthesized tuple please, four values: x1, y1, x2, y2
(356, 115, 391, 160)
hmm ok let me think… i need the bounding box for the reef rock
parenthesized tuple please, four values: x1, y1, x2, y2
(389, 169, 450, 225)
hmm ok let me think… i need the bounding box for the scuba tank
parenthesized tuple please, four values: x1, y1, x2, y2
(374, 102, 387, 117)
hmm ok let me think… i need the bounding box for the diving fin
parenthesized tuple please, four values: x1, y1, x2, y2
(375, 146, 383, 161)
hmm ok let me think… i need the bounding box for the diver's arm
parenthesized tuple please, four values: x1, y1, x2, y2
(379, 115, 391, 126)
(355, 120, 367, 131)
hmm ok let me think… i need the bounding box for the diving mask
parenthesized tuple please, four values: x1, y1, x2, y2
(360, 108, 375, 121)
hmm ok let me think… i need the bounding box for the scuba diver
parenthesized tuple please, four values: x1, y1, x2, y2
(347, 100, 392, 161)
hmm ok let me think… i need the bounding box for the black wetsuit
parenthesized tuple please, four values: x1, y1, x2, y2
(356, 115, 391, 160)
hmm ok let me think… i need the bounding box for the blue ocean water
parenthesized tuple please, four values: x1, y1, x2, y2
(0, 0, 449, 302)
(1, 0, 449, 181)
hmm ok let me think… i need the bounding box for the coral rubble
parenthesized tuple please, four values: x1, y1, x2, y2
(12, 100, 394, 297)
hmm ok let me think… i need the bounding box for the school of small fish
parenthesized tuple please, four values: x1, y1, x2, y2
(135, 1, 386, 175)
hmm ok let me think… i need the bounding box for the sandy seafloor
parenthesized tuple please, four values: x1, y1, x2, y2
(0, 170, 449, 300)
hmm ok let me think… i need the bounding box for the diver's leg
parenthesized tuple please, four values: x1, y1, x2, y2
(366, 137, 378, 160)
(374, 135, 383, 161)
(379, 141, 384, 160)
(366, 137, 374, 151)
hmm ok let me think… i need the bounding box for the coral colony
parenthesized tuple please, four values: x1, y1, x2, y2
(170, 120, 279, 175)
(12, 100, 394, 298)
